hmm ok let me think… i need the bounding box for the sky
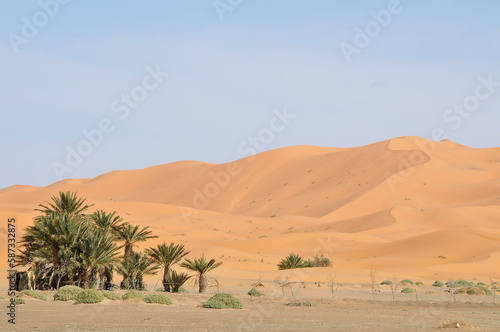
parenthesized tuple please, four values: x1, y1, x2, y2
(1, 0, 499, 189)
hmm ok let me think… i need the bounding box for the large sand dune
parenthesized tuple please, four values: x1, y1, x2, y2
(1, 136, 500, 283)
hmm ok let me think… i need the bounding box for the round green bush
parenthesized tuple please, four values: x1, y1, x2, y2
(286, 300, 316, 307)
(456, 286, 491, 296)
(432, 281, 444, 287)
(101, 290, 121, 301)
(54, 286, 84, 301)
(15, 298, 26, 305)
(202, 293, 243, 309)
(380, 280, 392, 285)
(75, 289, 104, 304)
(401, 287, 416, 293)
(144, 294, 173, 305)
(248, 288, 263, 297)
(400, 279, 415, 285)
(18, 290, 47, 301)
(415, 282, 424, 286)
(122, 290, 144, 301)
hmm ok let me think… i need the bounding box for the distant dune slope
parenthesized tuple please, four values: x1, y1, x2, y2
(1, 136, 499, 280)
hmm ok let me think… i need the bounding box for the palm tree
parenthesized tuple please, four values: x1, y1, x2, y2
(167, 270, 191, 293)
(181, 255, 222, 293)
(76, 229, 122, 289)
(114, 223, 158, 258)
(20, 213, 87, 285)
(116, 252, 159, 290)
(90, 210, 124, 232)
(35, 191, 93, 218)
(145, 242, 190, 292)
(277, 253, 307, 270)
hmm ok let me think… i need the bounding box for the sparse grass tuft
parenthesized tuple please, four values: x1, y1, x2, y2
(400, 279, 414, 286)
(15, 298, 26, 305)
(432, 281, 444, 287)
(75, 289, 104, 304)
(202, 293, 243, 309)
(380, 280, 392, 285)
(286, 300, 316, 307)
(54, 286, 83, 301)
(425, 291, 435, 295)
(101, 290, 121, 301)
(438, 320, 476, 329)
(248, 288, 263, 297)
(179, 287, 189, 293)
(18, 290, 47, 301)
(415, 282, 424, 286)
(122, 290, 144, 301)
(401, 287, 416, 293)
(144, 294, 173, 305)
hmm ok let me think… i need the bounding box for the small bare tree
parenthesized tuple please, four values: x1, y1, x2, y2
(275, 276, 291, 298)
(370, 267, 379, 302)
(389, 274, 399, 301)
(326, 273, 341, 300)
(490, 277, 496, 303)
(446, 279, 457, 302)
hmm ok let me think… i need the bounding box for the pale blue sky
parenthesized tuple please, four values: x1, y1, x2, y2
(1, 0, 499, 188)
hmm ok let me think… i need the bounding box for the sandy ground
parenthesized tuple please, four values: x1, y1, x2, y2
(1, 285, 500, 332)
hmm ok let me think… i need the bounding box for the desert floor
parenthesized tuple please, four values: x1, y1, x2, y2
(2, 281, 500, 332)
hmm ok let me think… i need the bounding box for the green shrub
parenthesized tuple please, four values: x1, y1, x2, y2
(54, 286, 84, 301)
(425, 291, 435, 295)
(286, 300, 316, 307)
(101, 290, 121, 301)
(401, 287, 416, 293)
(122, 290, 144, 301)
(202, 293, 243, 309)
(179, 287, 189, 293)
(415, 282, 424, 286)
(476, 282, 487, 287)
(75, 289, 104, 304)
(446, 280, 473, 288)
(432, 281, 444, 287)
(144, 294, 173, 305)
(400, 279, 414, 285)
(248, 288, 263, 297)
(380, 280, 392, 285)
(156, 287, 165, 292)
(18, 290, 47, 301)
(456, 286, 491, 296)
(15, 298, 26, 305)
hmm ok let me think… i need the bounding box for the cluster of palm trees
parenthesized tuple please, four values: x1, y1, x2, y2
(17, 191, 222, 293)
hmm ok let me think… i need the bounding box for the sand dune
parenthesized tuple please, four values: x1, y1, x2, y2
(1, 136, 500, 282)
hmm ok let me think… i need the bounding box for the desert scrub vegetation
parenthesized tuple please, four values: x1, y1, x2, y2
(75, 289, 104, 304)
(456, 286, 491, 296)
(101, 290, 121, 300)
(401, 287, 416, 294)
(144, 294, 173, 305)
(248, 288, 263, 297)
(286, 300, 316, 307)
(54, 285, 84, 301)
(400, 279, 414, 286)
(446, 280, 473, 288)
(202, 293, 243, 309)
(277, 253, 332, 270)
(432, 281, 445, 287)
(415, 281, 424, 286)
(17, 290, 47, 301)
(122, 290, 144, 301)
(380, 280, 392, 285)
(15, 299, 26, 305)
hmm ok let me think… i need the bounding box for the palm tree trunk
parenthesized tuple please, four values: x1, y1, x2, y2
(80, 269, 91, 289)
(162, 267, 171, 292)
(124, 243, 133, 258)
(199, 273, 207, 293)
(51, 246, 61, 272)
